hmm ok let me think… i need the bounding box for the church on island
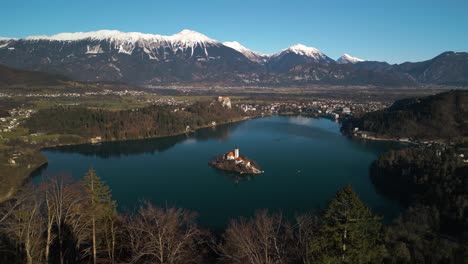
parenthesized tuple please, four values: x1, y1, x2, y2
(224, 146, 251, 168)
(209, 145, 262, 174)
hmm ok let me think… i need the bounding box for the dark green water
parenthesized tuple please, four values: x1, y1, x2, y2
(38, 116, 402, 229)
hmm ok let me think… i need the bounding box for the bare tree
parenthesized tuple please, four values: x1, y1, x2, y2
(0, 186, 45, 264)
(66, 198, 91, 263)
(125, 202, 205, 264)
(44, 175, 88, 264)
(39, 177, 90, 263)
(0, 187, 30, 224)
(52, 181, 91, 264)
(0, 177, 90, 264)
(218, 210, 292, 264)
(103, 213, 120, 263)
(41, 181, 56, 264)
(293, 214, 321, 264)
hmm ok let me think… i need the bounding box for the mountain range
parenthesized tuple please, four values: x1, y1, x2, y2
(0, 29, 467, 86)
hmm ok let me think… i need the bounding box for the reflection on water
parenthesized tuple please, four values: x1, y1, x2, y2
(44, 121, 240, 159)
(38, 116, 403, 229)
(289, 115, 315, 126)
(210, 166, 260, 184)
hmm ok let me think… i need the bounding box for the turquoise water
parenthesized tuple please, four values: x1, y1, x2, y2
(37, 116, 402, 229)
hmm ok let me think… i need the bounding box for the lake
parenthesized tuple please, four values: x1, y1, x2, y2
(37, 116, 402, 230)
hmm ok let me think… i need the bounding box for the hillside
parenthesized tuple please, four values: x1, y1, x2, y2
(344, 90, 468, 140)
(0, 64, 68, 86)
(24, 100, 245, 141)
(397, 52, 468, 86)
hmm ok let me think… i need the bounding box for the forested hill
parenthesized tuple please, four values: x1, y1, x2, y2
(24, 101, 245, 141)
(344, 90, 468, 141)
(0, 64, 68, 86)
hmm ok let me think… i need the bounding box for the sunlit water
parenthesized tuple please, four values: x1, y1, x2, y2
(36, 116, 402, 229)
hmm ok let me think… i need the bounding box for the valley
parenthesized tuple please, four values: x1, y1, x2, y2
(0, 72, 461, 202)
(0, 12, 467, 262)
(0, 25, 468, 263)
(1, 84, 464, 263)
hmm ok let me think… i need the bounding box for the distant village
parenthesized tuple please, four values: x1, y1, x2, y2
(0, 89, 147, 99)
(0, 108, 35, 133)
(0, 108, 37, 166)
(237, 98, 388, 120)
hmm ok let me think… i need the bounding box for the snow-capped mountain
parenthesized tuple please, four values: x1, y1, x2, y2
(0, 29, 261, 84)
(24, 29, 221, 59)
(26, 29, 215, 43)
(223, 41, 268, 63)
(268, 44, 334, 72)
(0, 29, 466, 86)
(275, 44, 329, 60)
(337, 53, 365, 64)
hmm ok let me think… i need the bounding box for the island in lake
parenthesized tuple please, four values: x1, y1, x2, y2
(209, 146, 263, 174)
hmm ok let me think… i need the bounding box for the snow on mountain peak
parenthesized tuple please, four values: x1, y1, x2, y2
(22, 29, 221, 57)
(223, 41, 249, 53)
(271, 43, 327, 61)
(166, 29, 218, 46)
(223, 41, 268, 62)
(337, 53, 364, 64)
(286, 44, 322, 56)
(24, 29, 218, 45)
(223, 41, 268, 54)
(171, 29, 213, 40)
(288, 43, 320, 53)
(25, 30, 164, 41)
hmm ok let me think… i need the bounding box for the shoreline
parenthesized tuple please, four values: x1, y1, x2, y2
(42, 115, 258, 150)
(0, 155, 48, 203)
(4, 114, 439, 203)
(209, 158, 263, 175)
(348, 131, 449, 146)
(351, 134, 419, 145)
(0, 115, 260, 203)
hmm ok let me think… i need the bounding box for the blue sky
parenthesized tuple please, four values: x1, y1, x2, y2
(1, 0, 467, 63)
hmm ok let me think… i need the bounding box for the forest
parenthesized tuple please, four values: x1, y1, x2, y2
(24, 100, 246, 141)
(342, 90, 467, 140)
(370, 146, 467, 246)
(0, 167, 465, 264)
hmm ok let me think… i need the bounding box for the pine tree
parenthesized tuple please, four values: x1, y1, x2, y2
(83, 167, 117, 264)
(309, 185, 383, 263)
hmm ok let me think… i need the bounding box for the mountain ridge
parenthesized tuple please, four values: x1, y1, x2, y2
(222, 41, 267, 63)
(337, 53, 365, 64)
(0, 29, 467, 86)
